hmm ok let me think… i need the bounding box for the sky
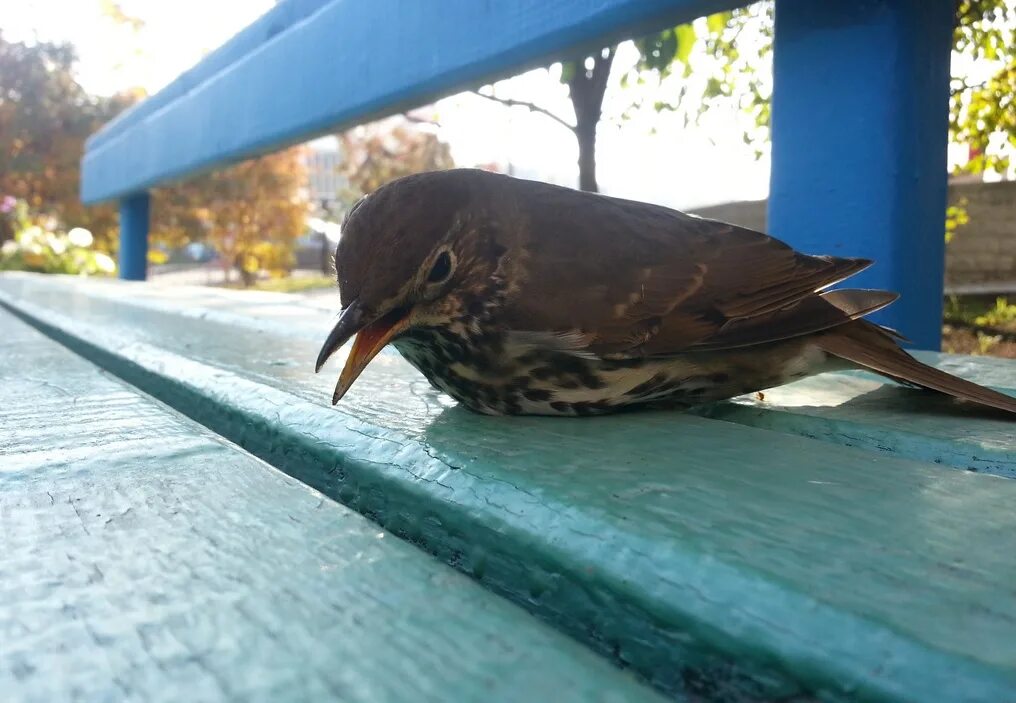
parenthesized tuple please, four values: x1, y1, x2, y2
(4, 0, 275, 99)
(3, 1, 1010, 210)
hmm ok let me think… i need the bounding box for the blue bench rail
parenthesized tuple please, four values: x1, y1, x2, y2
(82, 0, 954, 348)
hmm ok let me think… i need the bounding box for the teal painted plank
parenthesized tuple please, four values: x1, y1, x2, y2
(4, 272, 1010, 476)
(0, 305, 667, 703)
(3, 274, 1016, 702)
(693, 361, 1016, 478)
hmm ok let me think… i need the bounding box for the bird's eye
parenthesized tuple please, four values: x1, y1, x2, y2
(427, 251, 452, 283)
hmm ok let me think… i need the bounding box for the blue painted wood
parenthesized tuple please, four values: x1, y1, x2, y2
(4, 274, 1016, 702)
(118, 192, 150, 280)
(80, 0, 740, 203)
(768, 0, 953, 349)
(86, 0, 332, 153)
(0, 303, 668, 703)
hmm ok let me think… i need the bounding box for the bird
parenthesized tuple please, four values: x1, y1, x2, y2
(315, 168, 1016, 417)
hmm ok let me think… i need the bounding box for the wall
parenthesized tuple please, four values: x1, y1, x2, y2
(689, 180, 1016, 290)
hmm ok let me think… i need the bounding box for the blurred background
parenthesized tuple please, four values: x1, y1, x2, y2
(1, 0, 1014, 354)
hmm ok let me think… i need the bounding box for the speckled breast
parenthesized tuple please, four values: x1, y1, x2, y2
(393, 329, 837, 417)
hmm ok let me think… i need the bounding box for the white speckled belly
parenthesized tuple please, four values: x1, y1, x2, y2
(394, 330, 839, 416)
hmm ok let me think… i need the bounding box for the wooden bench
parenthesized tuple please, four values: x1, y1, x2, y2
(0, 283, 668, 703)
(7, 0, 1012, 700)
(3, 273, 1015, 701)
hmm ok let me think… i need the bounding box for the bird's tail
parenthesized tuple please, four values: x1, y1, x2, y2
(816, 319, 1016, 415)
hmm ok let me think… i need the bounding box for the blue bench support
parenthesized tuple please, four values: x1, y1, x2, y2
(769, 0, 954, 348)
(118, 191, 150, 281)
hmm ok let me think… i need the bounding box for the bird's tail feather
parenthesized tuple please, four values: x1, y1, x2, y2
(816, 320, 1016, 415)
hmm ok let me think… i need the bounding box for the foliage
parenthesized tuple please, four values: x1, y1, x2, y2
(943, 294, 1016, 357)
(974, 296, 1016, 328)
(336, 118, 455, 203)
(0, 197, 115, 275)
(0, 31, 310, 285)
(476, 8, 769, 191)
(945, 294, 1016, 329)
(951, 20, 1016, 176)
(2, 0, 305, 283)
(480, 0, 1013, 193)
(945, 198, 972, 242)
(694, 0, 1016, 177)
(153, 147, 310, 285)
(0, 32, 136, 249)
(223, 274, 336, 294)
(629, 6, 772, 147)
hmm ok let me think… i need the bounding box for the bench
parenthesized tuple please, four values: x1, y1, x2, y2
(7, 0, 1013, 699)
(84, 0, 953, 347)
(3, 273, 1015, 701)
(0, 282, 667, 702)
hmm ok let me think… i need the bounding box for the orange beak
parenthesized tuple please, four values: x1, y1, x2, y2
(315, 301, 410, 404)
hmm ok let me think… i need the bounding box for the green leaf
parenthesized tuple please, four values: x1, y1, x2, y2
(675, 23, 696, 65)
(559, 60, 576, 85)
(706, 12, 730, 35)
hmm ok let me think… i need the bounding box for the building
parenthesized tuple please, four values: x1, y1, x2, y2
(304, 137, 346, 216)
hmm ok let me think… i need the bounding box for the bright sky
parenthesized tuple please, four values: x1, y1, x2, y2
(4, 0, 275, 98)
(4, 1, 1010, 209)
(434, 38, 774, 208)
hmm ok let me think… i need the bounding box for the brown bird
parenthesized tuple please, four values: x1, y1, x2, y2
(315, 169, 1016, 417)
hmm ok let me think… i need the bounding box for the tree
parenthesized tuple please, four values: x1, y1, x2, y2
(152, 147, 309, 284)
(693, 0, 1016, 178)
(950, 0, 1016, 176)
(473, 19, 731, 193)
(473, 0, 1014, 191)
(336, 117, 455, 203)
(0, 32, 133, 247)
(559, 50, 616, 192)
(0, 31, 308, 283)
(472, 48, 616, 192)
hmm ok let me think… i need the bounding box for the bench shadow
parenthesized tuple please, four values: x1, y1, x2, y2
(797, 384, 1016, 421)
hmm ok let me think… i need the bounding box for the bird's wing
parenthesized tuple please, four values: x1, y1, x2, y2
(689, 288, 899, 351)
(505, 184, 877, 356)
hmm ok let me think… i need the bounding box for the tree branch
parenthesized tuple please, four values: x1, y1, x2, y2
(470, 90, 575, 132)
(401, 112, 441, 127)
(951, 77, 991, 97)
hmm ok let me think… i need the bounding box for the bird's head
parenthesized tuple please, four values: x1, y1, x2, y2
(315, 169, 512, 404)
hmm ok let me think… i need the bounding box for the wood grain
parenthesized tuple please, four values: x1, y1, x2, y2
(0, 305, 665, 703)
(3, 273, 1015, 702)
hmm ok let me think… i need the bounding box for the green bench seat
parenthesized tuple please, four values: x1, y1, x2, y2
(2, 272, 1015, 702)
(0, 302, 665, 703)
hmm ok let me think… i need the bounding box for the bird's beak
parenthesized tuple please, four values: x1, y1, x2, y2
(315, 300, 410, 404)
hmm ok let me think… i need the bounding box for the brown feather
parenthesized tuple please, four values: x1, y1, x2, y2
(691, 289, 899, 351)
(499, 176, 874, 356)
(326, 169, 1016, 417)
(816, 320, 1016, 413)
